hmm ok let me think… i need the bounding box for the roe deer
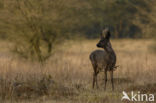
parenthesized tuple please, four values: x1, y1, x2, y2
(89, 28, 116, 90)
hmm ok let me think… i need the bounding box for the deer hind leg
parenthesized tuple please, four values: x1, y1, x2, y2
(92, 65, 99, 89)
(93, 72, 99, 89)
(95, 69, 99, 89)
(110, 70, 114, 91)
(104, 70, 107, 90)
(92, 72, 96, 89)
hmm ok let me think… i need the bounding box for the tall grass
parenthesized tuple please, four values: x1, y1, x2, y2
(0, 39, 156, 103)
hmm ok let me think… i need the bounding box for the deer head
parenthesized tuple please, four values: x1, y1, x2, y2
(96, 28, 111, 49)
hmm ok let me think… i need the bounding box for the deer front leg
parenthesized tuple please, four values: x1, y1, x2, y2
(110, 70, 114, 91)
(104, 70, 107, 90)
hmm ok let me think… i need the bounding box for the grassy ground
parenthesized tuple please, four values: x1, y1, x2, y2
(0, 39, 156, 103)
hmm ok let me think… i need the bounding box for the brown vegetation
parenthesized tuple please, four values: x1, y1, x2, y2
(0, 39, 156, 103)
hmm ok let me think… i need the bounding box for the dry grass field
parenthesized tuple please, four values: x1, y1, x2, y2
(0, 39, 156, 103)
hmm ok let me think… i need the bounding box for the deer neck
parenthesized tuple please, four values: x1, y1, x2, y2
(104, 42, 116, 58)
(104, 42, 116, 70)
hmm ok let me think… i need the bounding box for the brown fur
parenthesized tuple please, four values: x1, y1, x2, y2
(89, 28, 116, 90)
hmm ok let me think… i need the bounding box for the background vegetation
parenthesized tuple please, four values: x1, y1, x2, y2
(0, 0, 156, 61)
(1, 0, 156, 38)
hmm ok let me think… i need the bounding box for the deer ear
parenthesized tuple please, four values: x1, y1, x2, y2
(105, 31, 111, 40)
(100, 32, 104, 38)
(101, 30, 106, 38)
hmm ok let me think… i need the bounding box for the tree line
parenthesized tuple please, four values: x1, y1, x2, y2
(0, 0, 155, 61)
